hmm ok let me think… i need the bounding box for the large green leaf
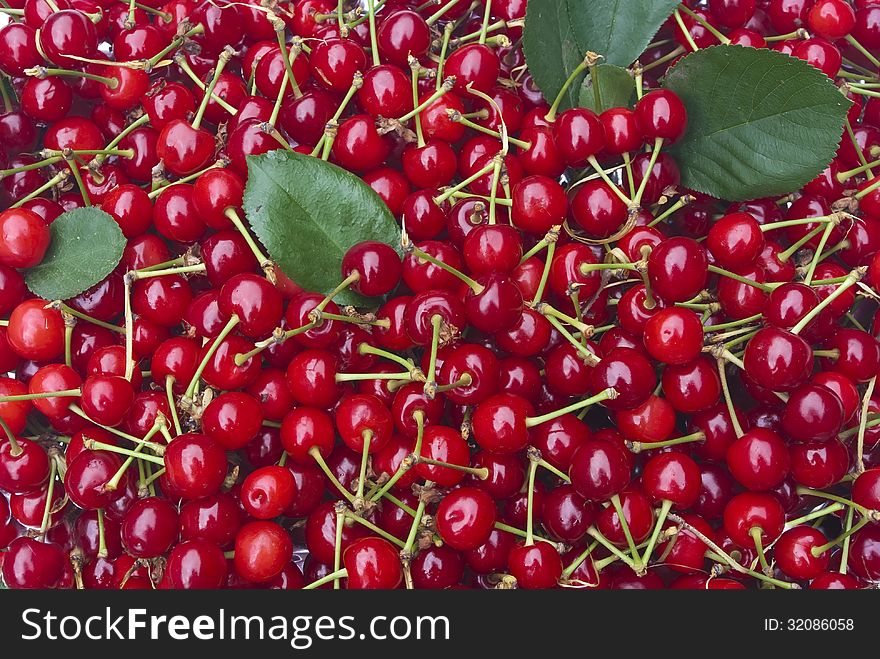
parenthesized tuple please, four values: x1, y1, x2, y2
(24, 207, 126, 301)
(242, 151, 401, 306)
(523, 0, 679, 110)
(578, 64, 635, 113)
(665, 45, 851, 201)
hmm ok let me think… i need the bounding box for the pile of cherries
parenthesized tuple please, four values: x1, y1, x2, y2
(2, 0, 880, 590)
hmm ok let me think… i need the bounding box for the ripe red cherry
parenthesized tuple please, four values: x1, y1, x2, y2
(241, 466, 297, 520)
(775, 526, 830, 580)
(647, 237, 708, 303)
(280, 407, 335, 466)
(0, 208, 50, 269)
(311, 38, 368, 93)
(570, 179, 629, 238)
(286, 349, 341, 407)
(853, 468, 880, 511)
(342, 241, 402, 297)
(331, 114, 391, 173)
(743, 327, 813, 392)
(121, 497, 179, 558)
(165, 540, 228, 589)
(202, 392, 264, 451)
(508, 541, 563, 589)
(80, 375, 134, 427)
(554, 108, 606, 166)
(706, 212, 764, 269)
(1, 537, 66, 589)
(569, 438, 631, 501)
(156, 119, 215, 176)
(163, 433, 228, 500)
(471, 393, 532, 454)
(435, 486, 497, 551)
(0, 435, 49, 495)
(635, 90, 688, 143)
(589, 347, 657, 411)
(643, 307, 704, 365)
(7, 299, 65, 362)
(511, 175, 568, 235)
(642, 452, 702, 508)
(809, 0, 857, 39)
(722, 491, 785, 547)
(234, 521, 293, 583)
(780, 383, 844, 442)
(342, 537, 402, 589)
(376, 9, 431, 66)
(727, 428, 790, 491)
(219, 273, 283, 338)
(334, 394, 393, 453)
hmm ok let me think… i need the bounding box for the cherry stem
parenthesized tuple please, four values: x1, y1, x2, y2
(147, 160, 224, 199)
(542, 314, 601, 367)
(561, 541, 599, 580)
(434, 160, 496, 205)
(450, 113, 531, 150)
(418, 455, 488, 479)
(106, 417, 164, 491)
(811, 517, 871, 557)
(366, 0, 380, 66)
(704, 314, 763, 333)
(759, 215, 838, 232)
(586, 156, 634, 206)
(96, 508, 107, 558)
(845, 118, 876, 180)
(26, 66, 117, 89)
(147, 24, 204, 68)
(165, 377, 182, 436)
(750, 527, 771, 573)
(526, 388, 617, 428)
(303, 568, 348, 590)
(433, 373, 473, 394)
(838, 157, 880, 182)
(839, 506, 855, 574)
(857, 375, 877, 474)
(369, 412, 424, 504)
(183, 314, 240, 400)
(435, 22, 455, 92)
(174, 53, 238, 115)
(332, 501, 345, 590)
(667, 512, 799, 589)
(627, 430, 705, 454)
(358, 343, 416, 372)
(716, 357, 744, 438)
(192, 47, 233, 130)
(536, 459, 570, 483)
(83, 439, 165, 465)
(224, 208, 271, 269)
(523, 449, 542, 546)
(425, 0, 463, 25)
(336, 371, 413, 383)
(672, 8, 700, 51)
(544, 53, 594, 123)
(398, 80, 452, 123)
(647, 194, 693, 227)
(353, 430, 373, 502)
(0, 417, 21, 456)
(802, 221, 836, 285)
(309, 447, 355, 504)
(795, 487, 877, 519)
(409, 59, 426, 147)
(275, 30, 304, 100)
(317, 75, 364, 160)
(786, 502, 845, 527)
(846, 34, 880, 69)
(520, 228, 559, 263)
(640, 499, 673, 567)
(11, 170, 69, 209)
(423, 314, 444, 395)
(538, 302, 595, 336)
(707, 264, 772, 292)
(526, 241, 555, 306)
(791, 267, 866, 335)
(632, 137, 665, 208)
(586, 526, 639, 571)
(129, 263, 206, 280)
(610, 493, 645, 573)
(347, 510, 407, 549)
(0, 389, 80, 403)
(65, 156, 92, 206)
(777, 225, 827, 263)
(640, 45, 686, 74)
(678, 4, 730, 44)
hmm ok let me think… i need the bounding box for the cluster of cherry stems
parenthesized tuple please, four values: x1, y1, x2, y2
(0, 0, 880, 590)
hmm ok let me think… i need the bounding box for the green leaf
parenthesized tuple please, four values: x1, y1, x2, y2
(578, 64, 635, 113)
(523, 0, 679, 110)
(665, 45, 851, 201)
(24, 207, 126, 301)
(242, 150, 401, 306)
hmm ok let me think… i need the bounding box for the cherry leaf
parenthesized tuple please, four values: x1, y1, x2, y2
(24, 207, 126, 302)
(523, 0, 679, 110)
(665, 45, 851, 201)
(578, 64, 636, 113)
(242, 150, 401, 306)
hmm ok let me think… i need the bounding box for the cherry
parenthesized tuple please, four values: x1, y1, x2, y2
(707, 212, 764, 269)
(202, 392, 264, 451)
(569, 438, 631, 501)
(781, 383, 844, 442)
(341, 537, 402, 590)
(809, 0, 857, 39)
(163, 433, 228, 500)
(1, 537, 66, 589)
(377, 9, 431, 66)
(156, 119, 215, 177)
(647, 237, 708, 303)
(554, 108, 606, 166)
(471, 393, 532, 454)
(7, 299, 65, 363)
(332, 114, 391, 173)
(743, 327, 813, 392)
(635, 90, 688, 143)
(241, 465, 297, 520)
(335, 393, 393, 453)
(80, 375, 134, 427)
(342, 241, 402, 297)
(234, 521, 293, 583)
(435, 486, 497, 551)
(445, 43, 500, 94)
(643, 307, 704, 365)
(727, 428, 791, 491)
(29, 364, 81, 419)
(410, 545, 464, 590)
(508, 541, 563, 590)
(709, 0, 757, 27)
(588, 347, 656, 411)
(723, 491, 785, 548)
(662, 355, 721, 414)
(165, 540, 228, 589)
(775, 526, 831, 580)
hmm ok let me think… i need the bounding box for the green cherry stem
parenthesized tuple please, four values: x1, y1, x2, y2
(38, 458, 58, 536)
(333, 501, 345, 590)
(191, 47, 233, 130)
(857, 375, 877, 474)
(811, 517, 871, 557)
(366, 0, 380, 66)
(786, 503, 845, 528)
(309, 446, 356, 505)
(525, 388, 617, 428)
(165, 376, 182, 436)
(627, 430, 705, 454)
(640, 499, 673, 567)
(790, 267, 866, 335)
(183, 315, 240, 400)
(544, 52, 598, 123)
(611, 492, 644, 573)
(632, 137, 665, 208)
(707, 265, 772, 292)
(839, 506, 855, 575)
(524, 449, 540, 546)
(716, 357, 744, 438)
